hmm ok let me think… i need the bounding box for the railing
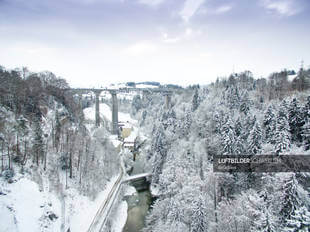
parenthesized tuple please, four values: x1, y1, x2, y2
(86, 167, 124, 232)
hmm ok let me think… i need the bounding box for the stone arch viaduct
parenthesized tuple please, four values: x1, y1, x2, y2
(67, 88, 173, 134)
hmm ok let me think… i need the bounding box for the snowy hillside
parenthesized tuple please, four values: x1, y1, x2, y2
(0, 176, 61, 232)
(1, 65, 310, 232)
(0, 172, 122, 232)
(136, 71, 310, 232)
(0, 68, 123, 232)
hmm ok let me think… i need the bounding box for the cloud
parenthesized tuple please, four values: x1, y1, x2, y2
(64, 0, 123, 5)
(137, 0, 165, 7)
(161, 27, 201, 44)
(10, 42, 57, 56)
(261, 0, 301, 16)
(199, 52, 213, 58)
(123, 41, 157, 56)
(196, 3, 232, 17)
(162, 33, 181, 43)
(180, 0, 205, 22)
(215, 5, 232, 14)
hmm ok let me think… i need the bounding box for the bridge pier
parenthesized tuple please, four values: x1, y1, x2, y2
(110, 91, 119, 134)
(164, 93, 172, 109)
(94, 90, 102, 127)
(67, 88, 174, 128)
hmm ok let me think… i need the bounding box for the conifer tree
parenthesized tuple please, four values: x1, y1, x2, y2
(248, 121, 263, 155)
(304, 96, 310, 120)
(221, 118, 235, 155)
(225, 86, 240, 110)
(241, 114, 256, 141)
(284, 206, 310, 231)
(263, 105, 276, 144)
(151, 125, 168, 184)
(234, 117, 242, 137)
(275, 100, 291, 154)
(178, 109, 192, 138)
(190, 194, 209, 232)
(192, 88, 199, 112)
(132, 94, 142, 115)
(292, 67, 310, 91)
(239, 90, 250, 115)
(279, 173, 310, 231)
(221, 118, 244, 154)
(254, 194, 280, 232)
(302, 122, 310, 150)
(288, 98, 304, 143)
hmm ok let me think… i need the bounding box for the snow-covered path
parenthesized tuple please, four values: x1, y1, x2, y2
(82, 101, 149, 232)
(87, 168, 124, 232)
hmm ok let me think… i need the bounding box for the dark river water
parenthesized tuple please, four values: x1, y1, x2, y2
(123, 155, 152, 232)
(123, 190, 152, 232)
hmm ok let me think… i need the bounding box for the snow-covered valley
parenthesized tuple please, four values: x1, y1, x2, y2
(0, 87, 151, 232)
(1, 67, 310, 232)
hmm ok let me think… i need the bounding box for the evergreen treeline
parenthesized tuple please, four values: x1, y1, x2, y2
(136, 69, 310, 232)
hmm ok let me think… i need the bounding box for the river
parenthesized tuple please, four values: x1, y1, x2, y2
(123, 190, 152, 232)
(123, 153, 152, 232)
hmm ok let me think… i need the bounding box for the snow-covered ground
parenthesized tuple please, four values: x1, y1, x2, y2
(111, 201, 128, 232)
(288, 73, 298, 82)
(83, 103, 112, 122)
(119, 111, 138, 126)
(83, 103, 137, 126)
(135, 84, 158, 89)
(110, 186, 137, 232)
(0, 175, 61, 232)
(0, 174, 121, 232)
(83, 102, 138, 148)
(0, 95, 146, 232)
(69, 176, 119, 232)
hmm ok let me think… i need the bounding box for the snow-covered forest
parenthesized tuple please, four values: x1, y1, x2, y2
(1, 64, 310, 232)
(133, 69, 310, 232)
(0, 66, 120, 231)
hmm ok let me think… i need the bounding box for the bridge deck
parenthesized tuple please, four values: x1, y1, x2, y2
(66, 87, 173, 94)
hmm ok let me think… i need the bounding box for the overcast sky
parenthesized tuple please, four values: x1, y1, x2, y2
(0, 0, 309, 87)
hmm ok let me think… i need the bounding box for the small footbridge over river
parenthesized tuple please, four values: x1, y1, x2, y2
(84, 87, 155, 231)
(87, 171, 152, 232)
(123, 173, 152, 191)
